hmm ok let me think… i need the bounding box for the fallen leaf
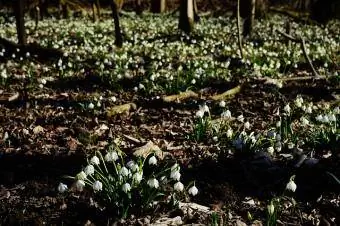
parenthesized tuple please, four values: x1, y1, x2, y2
(33, 126, 44, 134)
(133, 141, 165, 159)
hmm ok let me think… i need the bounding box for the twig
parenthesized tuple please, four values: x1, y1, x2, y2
(236, 0, 243, 59)
(276, 30, 320, 77)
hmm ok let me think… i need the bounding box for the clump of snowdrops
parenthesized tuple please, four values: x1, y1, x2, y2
(58, 142, 198, 218)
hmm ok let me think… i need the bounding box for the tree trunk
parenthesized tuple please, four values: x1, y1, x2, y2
(116, 0, 124, 12)
(110, 0, 123, 47)
(14, 0, 26, 45)
(242, 0, 255, 37)
(39, 0, 49, 19)
(92, 2, 97, 22)
(179, 0, 198, 34)
(135, 0, 143, 15)
(91, 0, 101, 22)
(151, 0, 166, 13)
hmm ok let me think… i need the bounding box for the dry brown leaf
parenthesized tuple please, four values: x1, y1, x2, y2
(133, 141, 165, 159)
(33, 125, 44, 134)
(106, 103, 137, 117)
(66, 137, 80, 151)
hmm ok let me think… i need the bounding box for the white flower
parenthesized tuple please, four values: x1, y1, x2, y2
(284, 104, 291, 115)
(58, 183, 68, 193)
(294, 97, 303, 108)
(147, 178, 159, 189)
(119, 166, 130, 177)
(174, 181, 184, 192)
(305, 106, 312, 114)
(191, 78, 196, 84)
(267, 203, 275, 215)
(93, 180, 103, 192)
(237, 114, 244, 122)
(127, 160, 139, 172)
(138, 83, 145, 89)
(170, 170, 181, 181)
(300, 117, 309, 126)
(221, 110, 232, 119)
(276, 121, 281, 128)
(328, 114, 336, 122)
(199, 104, 209, 113)
(105, 151, 118, 162)
(244, 121, 250, 130)
(188, 185, 198, 196)
(122, 183, 131, 193)
(219, 100, 226, 108)
(334, 107, 339, 114)
(195, 110, 204, 118)
(148, 156, 157, 166)
(90, 156, 100, 165)
(316, 115, 323, 122)
(110, 96, 117, 102)
(286, 176, 297, 192)
(226, 128, 233, 138)
(212, 136, 218, 142)
(133, 172, 143, 183)
(322, 115, 330, 123)
(88, 102, 94, 109)
(76, 171, 87, 180)
(75, 180, 85, 191)
(84, 165, 95, 176)
(267, 146, 274, 155)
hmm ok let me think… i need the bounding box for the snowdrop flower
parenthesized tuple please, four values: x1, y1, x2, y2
(284, 104, 291, 115)
(105, 151, 119, 162)
(110, 96, 117, 102)
(191, 78, 196, 84)
(148, 156, 157, 165)
(147, 178, 159, 189)
(244, 121, 250, 130)
(174, 181, 184, 192)
(212, 136, 218, 142)
(119, 166, 130, 177)
(226, 128, 233, 138)
(286, 176, 297, 192)
(88, 102, 94, 109)
(267, 146, 274, 155)
(267, 202, 275, 215)
(76, 171, 87, 180)
(195, 110, 204, 118)
(305, 105, 312, 114)
(221, 110, 232, 119)
(58, 183, 68, 193)
(93, 180, 103, 192)
(127, 160, 139, 172)
(199, 104, 209, 113)
(75, 180, 85, 191)
(322, 115, 330, 123)
(188, 185, 198, 196)
(276, 121, 281, 128)
(294, 97, 303, 108)
(133, 172, 143, 184)
(219, 100, 226, 108)
(237, 114, 244, 122)
(90, 156, 100, 165)
(316, 115, 323, 122)
(334, 107, 339, 114)
(328, 114, 336, 122)
(300, 117, 309, 126)
(170, 170, 181, 181)
(84, 164, 95, 176)
(138, 83, 145, 90)
(122, 183, 131, 193)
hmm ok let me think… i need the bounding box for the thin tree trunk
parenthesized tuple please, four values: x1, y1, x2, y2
(95, 0, 101, 19)
(14, 0, 26, 45)
(237, 0, 243, 58)
(92, 2, 97, 22)
(242, 0, 255, 37)
(110, 0, 123, 47)
(151, 0, 166, 13)
(178, 0, 195, 33)
(135, 0, 143, 15)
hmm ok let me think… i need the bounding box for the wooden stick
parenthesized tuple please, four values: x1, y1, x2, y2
(236, 0, 243, 59)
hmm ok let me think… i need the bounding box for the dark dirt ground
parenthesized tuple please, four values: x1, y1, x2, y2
(0, 71, 339, 225)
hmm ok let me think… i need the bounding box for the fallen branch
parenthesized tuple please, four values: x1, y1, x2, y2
(210, 85, 242, 101)
(162, 90, 198, 103)
(276, 30, 320, 77)
(106, 103, 137, 117)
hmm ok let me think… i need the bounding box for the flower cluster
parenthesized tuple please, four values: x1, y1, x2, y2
(58, 144, 198, 218)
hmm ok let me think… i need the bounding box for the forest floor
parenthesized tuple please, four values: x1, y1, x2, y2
(0, 12, 339, 225)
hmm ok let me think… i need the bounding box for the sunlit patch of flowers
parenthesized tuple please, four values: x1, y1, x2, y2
(191, 96, 338, 157)
(1, 14, 338, 94)
(59, 142, 198, 218)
